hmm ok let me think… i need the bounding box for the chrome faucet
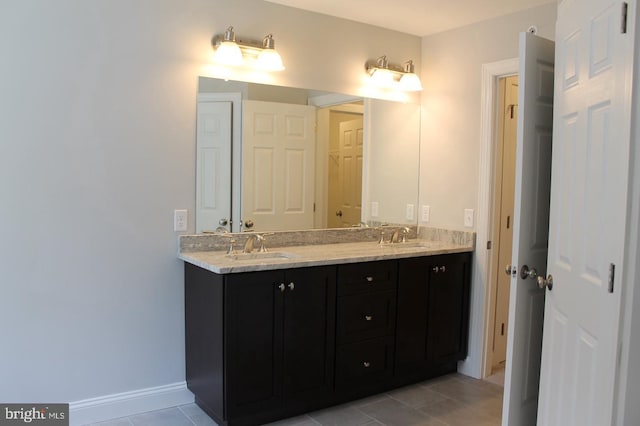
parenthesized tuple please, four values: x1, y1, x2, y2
(243, 234, 264, 253)
(400, 226, 411, 243)
(389, 227, 411, 244)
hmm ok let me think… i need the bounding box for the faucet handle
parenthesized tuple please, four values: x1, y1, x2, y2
(257, 234, 268, 252)
(227, 239, 236, 255)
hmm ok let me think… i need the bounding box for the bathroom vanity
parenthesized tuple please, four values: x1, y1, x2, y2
(180, 231, 473, 426)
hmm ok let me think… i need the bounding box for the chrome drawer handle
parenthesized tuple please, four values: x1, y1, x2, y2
(365, 315, 373, 321)
(363, 361, 371, 368)
(365, 276, 374, 282)
(432, 266, 446, 274)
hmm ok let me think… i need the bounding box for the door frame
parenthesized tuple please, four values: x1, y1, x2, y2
(461, 58, 519, 379)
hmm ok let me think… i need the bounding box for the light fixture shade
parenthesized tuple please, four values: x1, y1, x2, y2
(370, 68, 395, 88)
(213, 41, 243, 66)
(399, 72, 423, 91)
(257, 49, 285, 71)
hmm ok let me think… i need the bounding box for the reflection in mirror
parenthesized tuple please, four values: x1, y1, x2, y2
(195, 77, 420, 233)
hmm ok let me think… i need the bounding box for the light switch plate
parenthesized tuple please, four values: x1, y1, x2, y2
(464, 209, 474, 228)
(406, 204, 415, 220)
(421, 205, 430, 222)
(174, 209, 188, 232)
(371, 202, 379, 218)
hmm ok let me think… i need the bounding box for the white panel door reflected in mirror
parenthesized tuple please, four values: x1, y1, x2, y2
(195, 76, 420, 233)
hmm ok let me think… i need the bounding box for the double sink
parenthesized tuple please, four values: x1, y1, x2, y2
(225, 240, 437, 262)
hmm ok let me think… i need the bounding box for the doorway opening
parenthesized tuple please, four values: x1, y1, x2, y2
(486, 75, 519, 384)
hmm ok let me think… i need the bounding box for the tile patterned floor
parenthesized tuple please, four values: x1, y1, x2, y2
(87, 373, 503, 426)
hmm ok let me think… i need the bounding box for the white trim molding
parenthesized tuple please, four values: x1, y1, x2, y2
(459, 58, 519, 379)
(69, 382, 194, 426)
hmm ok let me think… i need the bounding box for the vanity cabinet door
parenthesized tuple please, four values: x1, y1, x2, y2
(395, 253, 471, 379)
(425, 253, 471, 365)
(282, 266, 336, 408)
(225, 266, 337, 420)
(225, 270, 284, 419)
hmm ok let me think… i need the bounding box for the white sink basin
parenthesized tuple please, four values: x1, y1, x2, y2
(386, 241, 437, 249)
(226, 251, 299, 261)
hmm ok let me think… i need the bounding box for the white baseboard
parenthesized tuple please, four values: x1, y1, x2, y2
(69, 382, 194, 426)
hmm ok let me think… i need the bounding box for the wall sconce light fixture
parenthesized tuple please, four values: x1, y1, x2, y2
(365, 56, 423, 91)
(212, 26, 285, 71)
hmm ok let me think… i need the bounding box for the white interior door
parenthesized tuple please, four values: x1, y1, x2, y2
(195, 101, 232, 233)
(502, 32, 555, 426)
(242, 100, 316, 231)
(337, 118, 363, 227)
(537, 0, 635, 424)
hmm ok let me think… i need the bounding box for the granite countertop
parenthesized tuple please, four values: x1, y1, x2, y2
(179, 239, 473, 274)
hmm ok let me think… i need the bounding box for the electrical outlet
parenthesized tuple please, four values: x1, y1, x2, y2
(464, 209, 474, 228)
(371, 202, 379, 218)
(406, 204, 415, 220)
(421, 205, 430, 222)
(174, 209, 188, 232)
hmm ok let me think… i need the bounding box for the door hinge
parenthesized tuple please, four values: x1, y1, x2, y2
(487, 241, 492, 250)
(313, 202, 316, 213)
(608, 263, 616, 293)
(506, 215, 510, 229)
(621, 2, 628, 34)
(501, 323, 505, 336)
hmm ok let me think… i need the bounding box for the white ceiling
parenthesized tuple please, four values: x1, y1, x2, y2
(264, 0, 554, 37)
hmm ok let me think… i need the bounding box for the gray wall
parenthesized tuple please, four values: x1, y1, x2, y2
(418, 3, 557, 230)
(0, 0, 420, 404)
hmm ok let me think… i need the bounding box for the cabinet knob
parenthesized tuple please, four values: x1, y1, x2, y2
(440, 266, 446, 273)
(363, 361, 371, 368)
(365, 315, 373, 321)
(432, 266, 446, 274)
(278, 283, 285, 292)
(365, 276, 374, 282)
(288, 282, 295, 291)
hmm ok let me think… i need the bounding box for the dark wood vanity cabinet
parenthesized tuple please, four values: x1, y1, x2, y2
(185, 263, 336, 426)
(395, 253, 472, 383)
(184, 252, 471, 426)
(335, 261, 397, 397)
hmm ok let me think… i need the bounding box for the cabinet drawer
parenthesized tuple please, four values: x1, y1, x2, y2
(337, 291, 396, 344)
(337, 261, 397, 296)
(335, 337, 394, 387)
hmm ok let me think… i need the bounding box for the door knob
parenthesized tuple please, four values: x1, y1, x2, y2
(336, 210, 343, 217)
(219, 218, 228, 226)
(537, 274, 553, 290)
(520, 265, 538, 280)
(505, 264, 516, 276)
(243, 219, 254, 229)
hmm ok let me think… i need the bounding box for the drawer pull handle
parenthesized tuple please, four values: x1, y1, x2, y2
(363, 361, 371, 368)
(288, 282, 295, 291)
(278, 283, 285, 292)
(365, 315, 373, 321)
(365, 276, 374, 282)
